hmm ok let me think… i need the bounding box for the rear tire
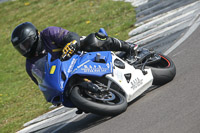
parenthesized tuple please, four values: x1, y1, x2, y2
(147, 54, 176, 85)
(70, 86, 127, 116)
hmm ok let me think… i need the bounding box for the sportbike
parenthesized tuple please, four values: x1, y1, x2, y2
(32, 30, 176, 116)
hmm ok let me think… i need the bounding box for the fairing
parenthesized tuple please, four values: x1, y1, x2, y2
(31, 51, 113, 105)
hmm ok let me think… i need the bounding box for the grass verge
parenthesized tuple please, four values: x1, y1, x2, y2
(0, 0, 135, 132)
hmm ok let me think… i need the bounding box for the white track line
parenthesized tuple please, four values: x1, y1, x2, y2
(164, 14, 200, 55)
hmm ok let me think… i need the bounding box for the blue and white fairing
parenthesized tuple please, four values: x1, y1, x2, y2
(31, 51, 113, 106)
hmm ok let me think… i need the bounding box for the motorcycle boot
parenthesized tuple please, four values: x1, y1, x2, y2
(107, 37, 138, 54)
(126, 43, 139, 64)
(108, 37, 138, 63)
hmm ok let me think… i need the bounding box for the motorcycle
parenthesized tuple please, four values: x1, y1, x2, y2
(31, 30, 176, 116)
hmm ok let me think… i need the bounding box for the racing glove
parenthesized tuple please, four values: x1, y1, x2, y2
(61, 40, 77, 60)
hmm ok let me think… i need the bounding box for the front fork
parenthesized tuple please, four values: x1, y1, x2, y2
(78, 78, 112, 93)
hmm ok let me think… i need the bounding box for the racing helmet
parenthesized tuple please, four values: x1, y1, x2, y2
(11, 22, 39, 58)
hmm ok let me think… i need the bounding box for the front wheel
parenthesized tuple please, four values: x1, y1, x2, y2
(147, 54, 176, 85)
(69, 86, 127, 116)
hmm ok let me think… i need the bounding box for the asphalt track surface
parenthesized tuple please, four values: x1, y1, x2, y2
(50, 25, 200, 133)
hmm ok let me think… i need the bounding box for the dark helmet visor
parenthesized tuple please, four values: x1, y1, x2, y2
(14, 35, 37, 56)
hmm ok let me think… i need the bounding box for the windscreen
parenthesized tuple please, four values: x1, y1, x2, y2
(31, 56, 47, 84)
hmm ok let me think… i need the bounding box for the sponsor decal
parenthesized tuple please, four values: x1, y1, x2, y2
(81, 64, 109, 73)
(77, 60, 90, 68)
(131, 77, 143, 90)
(67, 58, 77, 73)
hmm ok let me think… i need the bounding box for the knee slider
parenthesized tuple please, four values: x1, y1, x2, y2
(95, 32, 107, 41)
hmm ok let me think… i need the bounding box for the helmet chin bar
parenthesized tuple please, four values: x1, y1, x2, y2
(26, 34, 45, 58)
(35, 36, 45, 55)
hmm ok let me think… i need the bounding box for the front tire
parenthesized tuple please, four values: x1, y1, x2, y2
(69, 86, 127, 116)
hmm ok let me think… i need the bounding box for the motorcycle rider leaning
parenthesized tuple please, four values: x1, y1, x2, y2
(11, 22, 136, 85)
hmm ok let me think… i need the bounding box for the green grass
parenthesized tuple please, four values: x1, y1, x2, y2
(0, 0, 135, 132)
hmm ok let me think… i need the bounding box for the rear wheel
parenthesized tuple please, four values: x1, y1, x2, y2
(147, 54, 176, 85)
(70, 86, 127, 116)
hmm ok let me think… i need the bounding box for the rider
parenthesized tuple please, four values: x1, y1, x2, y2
(11, 22, 136, 85)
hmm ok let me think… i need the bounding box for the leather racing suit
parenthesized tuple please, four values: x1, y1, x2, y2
(26, 26, 133, 85)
